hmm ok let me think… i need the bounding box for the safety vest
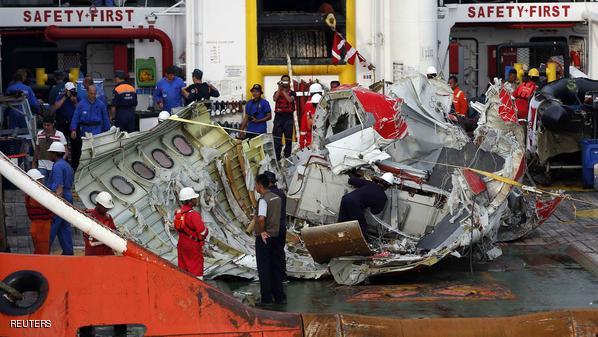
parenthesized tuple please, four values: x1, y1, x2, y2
(274, 91, 296, 113)
(514, 82, 538, 119)
(514, 81, 537, 100)
(25, 196, 53, 220)
(112, 82, 138, 108)
(174, 208, 206, 243)
(37, 130, 62, 161)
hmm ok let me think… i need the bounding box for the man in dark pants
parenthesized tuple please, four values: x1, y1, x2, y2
(47, 142, 74, 255)
(111, 70, 138, 133)
(263, 171, 287, 281)
(337, 172, 394, 241)
(70, 84, 110, 171)
(254, 173, 286, 306)
(272, 75, 296, 161)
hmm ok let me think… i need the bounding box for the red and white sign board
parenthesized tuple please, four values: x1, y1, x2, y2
(0, 7, 165, 27)
(453, 3, 587, 23)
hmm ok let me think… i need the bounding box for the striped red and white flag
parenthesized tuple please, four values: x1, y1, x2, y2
(343, 40, 358, 65)
(330, 32, 373, 69)
(331, 33, 344, 65)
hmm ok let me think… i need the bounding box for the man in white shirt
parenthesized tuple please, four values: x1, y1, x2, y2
(33, 114, 68, 183)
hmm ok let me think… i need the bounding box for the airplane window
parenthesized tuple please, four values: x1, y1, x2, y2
(172, 135, 194, 156)
(111, 176, 135, 196)
(132, 161, 155, 180)
(151, 149, 174, 169)
(89, 191, 100, 205)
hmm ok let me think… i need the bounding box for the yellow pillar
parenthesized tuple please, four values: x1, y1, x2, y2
(245, 0, 356, 98)
(246, 0, 260, 97)
(35, 68, 48, 86)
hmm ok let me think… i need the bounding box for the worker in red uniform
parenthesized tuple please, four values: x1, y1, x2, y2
(174, 187, 208, 278)
(448, 76, 468, 116)
(299, 83, 323, 149)
(514, 68, 539, 120)
(25, 169, 52, 254)
(84, 191, 117, 256)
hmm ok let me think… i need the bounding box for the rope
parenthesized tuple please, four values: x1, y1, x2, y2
(0, 281, 23, 302)
(411, 158, 598, 207)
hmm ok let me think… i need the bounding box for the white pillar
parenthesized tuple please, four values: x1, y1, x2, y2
(185, 0, 203, 83)
(388, 0, 438, 75)
(587, 17, 598, 79)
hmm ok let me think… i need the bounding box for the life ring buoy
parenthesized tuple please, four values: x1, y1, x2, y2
(0, 270, 49, 316)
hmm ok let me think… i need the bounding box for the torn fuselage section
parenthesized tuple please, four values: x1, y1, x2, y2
(74, 103, 326, 280)
(288, 76, 558, 285)
(73, 76, 562, 286)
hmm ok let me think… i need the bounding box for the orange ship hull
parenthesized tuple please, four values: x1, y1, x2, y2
(1, 249, 597, 337)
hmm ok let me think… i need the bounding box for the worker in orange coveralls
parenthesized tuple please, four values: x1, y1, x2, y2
(25, 169, 52, 254)
(84, 191, 117, 256)
(299, 83, 324, 149)
(514, 68, 539, 119)
(174, 187, 208, 278)
(448, 75, 468, 116)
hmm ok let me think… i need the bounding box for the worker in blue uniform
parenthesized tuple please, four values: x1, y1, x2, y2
(239, 84, 272, 139)
(337, 172, 394, 241)
(70, 84, 110, 137)
(69, 84, 110, 171)
(47, 142, 74, 255)
(5, 70, 40, 129)
(54, 82, 78, 136)
(153, 66, 185, 113)
(111, 70, 138, 133)
(77, 75, 107, 107)
(48, 70, 66, 106)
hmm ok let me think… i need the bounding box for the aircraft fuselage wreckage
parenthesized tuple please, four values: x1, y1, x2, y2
(73, 75, 562, 285)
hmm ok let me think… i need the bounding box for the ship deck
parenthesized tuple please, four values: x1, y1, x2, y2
(214, 189, 598, 318)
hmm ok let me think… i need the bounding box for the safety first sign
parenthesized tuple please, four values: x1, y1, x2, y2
(23, 8, 135, 24)
(454, 3, 586, 22)
(468, 4, 571, 19)
(0, 7, 162, 27)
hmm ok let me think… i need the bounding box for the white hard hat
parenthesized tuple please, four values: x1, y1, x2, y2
(309, 83, 324, 95)
(158, 111, 170, 122)
(380, 172, 394, 185)
(179, 187, 199, 201)
(27, 169, 44, 181)
(426, 66, 438, 75)
(64, 82, 76, 91)
(48, 141, 66, 153)
(95, 191, 115, 209)
(310, 93, 322, 104)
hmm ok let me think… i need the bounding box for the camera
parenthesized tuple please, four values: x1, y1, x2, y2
(278, 80, 290, 86)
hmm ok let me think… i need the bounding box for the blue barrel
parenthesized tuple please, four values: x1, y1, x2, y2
(581, 139, 598, 187)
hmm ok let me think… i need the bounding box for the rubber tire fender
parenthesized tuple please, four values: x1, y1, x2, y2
(0, 270, 49, 316)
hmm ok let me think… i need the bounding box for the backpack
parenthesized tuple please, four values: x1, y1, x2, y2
(173, 208, 190, 232)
